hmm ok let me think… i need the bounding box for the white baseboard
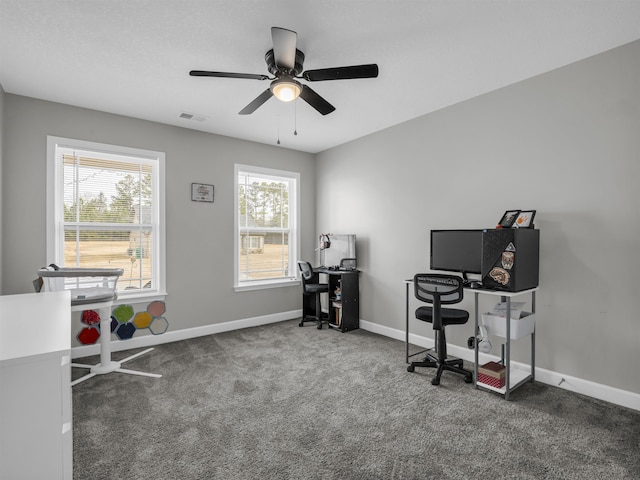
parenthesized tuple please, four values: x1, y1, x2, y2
(359, 319, 640, 412)
(71, 309, 302, 359)
(72, 312, 639, 412)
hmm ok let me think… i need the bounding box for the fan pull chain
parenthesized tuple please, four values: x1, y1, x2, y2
(294, 100, 298, 136)
(277, 114, 280, 145)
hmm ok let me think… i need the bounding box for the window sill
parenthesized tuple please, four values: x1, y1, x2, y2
(113, 291, 168, 305)
(234, 279, 300, 292)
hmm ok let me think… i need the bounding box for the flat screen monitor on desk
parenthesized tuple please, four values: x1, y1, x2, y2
(320, 234, 356, 268)
(430, 229, 483, 281)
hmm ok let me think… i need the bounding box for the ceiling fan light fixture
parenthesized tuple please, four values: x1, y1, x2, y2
(190, 27, 378, 115)
(270, 77, 302, 102)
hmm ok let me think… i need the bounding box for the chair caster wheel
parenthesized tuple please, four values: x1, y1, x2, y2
(317, 323, 322, 330)
(464, 375, 473, 384)
(431, 377, 440, 385)
(298, 322, 304, 327)
(407, 365, 415, 373)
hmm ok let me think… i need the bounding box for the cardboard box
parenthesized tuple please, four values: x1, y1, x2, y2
(481, 311, 535, 340)
(332, 302, 342, 326)
(478, 361, 506, 388)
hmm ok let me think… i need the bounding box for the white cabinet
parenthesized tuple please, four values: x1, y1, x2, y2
(0, 291, 72, 480)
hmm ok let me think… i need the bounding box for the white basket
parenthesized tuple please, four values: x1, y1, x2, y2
(481, 311, 535, 340)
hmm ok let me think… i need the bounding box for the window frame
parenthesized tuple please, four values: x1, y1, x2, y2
(234, 163, 300, 292)
(46, 136, 167, 302)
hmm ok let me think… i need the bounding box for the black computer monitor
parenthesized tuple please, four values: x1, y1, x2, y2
(430, 229, 483, 277)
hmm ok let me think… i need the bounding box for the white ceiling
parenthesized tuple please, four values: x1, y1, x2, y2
(2, 1, 640, 154)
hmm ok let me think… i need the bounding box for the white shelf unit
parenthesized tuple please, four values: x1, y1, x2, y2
(469, 286, 538, 400)
(0, 291, 72, 480)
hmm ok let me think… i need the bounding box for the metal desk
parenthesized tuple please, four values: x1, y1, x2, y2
(403, 278, 538, 400)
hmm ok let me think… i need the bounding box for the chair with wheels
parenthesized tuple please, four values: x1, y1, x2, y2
(407, 273, 473, 385)
(297, 261, 329, 329)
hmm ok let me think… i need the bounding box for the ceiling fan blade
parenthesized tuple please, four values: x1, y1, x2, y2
(271, 27, 297, 70)
(190, 70, 269, 81)
(302, 64, 379, 82)
(299, 85, 335, 115)
(238, 89, 273, 115)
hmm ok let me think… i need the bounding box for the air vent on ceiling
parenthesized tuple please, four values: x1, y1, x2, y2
(179, 112, 208, 122)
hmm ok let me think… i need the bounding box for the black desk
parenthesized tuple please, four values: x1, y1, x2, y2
(314, 268, 359, 332)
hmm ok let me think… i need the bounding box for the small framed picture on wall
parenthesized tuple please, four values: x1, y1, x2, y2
(192, 183, 214, 202)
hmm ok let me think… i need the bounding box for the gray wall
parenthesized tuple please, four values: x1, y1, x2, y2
(0, 83, 4, 293)
(315, 40, 640, 395)
(2, 96, 316, 330)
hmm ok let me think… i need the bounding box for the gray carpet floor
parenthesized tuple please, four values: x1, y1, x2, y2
(72, 320, 640, 479)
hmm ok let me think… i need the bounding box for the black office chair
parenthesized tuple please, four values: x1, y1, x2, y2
(297, 261, 329, 329)
(407, 273, 473, 385)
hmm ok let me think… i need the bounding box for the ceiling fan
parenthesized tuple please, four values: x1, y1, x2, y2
(189, 27, 379, 116)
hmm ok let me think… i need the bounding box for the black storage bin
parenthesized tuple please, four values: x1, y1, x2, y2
(481, 229, 539, 292)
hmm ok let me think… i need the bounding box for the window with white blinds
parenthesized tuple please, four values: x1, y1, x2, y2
(234, 164, 299, 291)
(47, 136, 166, 299)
